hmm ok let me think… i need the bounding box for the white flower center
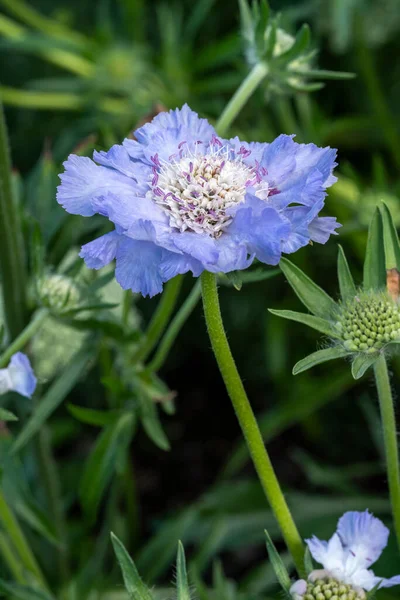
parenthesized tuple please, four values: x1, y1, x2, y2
(151, 150, 268, 238)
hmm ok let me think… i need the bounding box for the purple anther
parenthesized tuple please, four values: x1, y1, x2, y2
(261, 166, 268, 176)
(178, 140, 187, 149)
(169, 153, 177, 161)
(220, 160, 225, 169)
(211, 135, 223, 148)
(189, 162, 193, 173)
(268, 187, 280, 196)
(150, 153, 160, 167)
(153, 187, 164, 197)
(238, 146, 251, 158)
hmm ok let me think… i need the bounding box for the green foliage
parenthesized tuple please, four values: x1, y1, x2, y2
(0, 1, 399, 599)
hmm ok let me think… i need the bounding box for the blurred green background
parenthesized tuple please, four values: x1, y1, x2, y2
(1, 0, 400, 598)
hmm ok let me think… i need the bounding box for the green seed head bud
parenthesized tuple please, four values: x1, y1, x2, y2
(38, 274, 81, 313)
(337, 292, 400, 353)
(301, 577, 366, 600)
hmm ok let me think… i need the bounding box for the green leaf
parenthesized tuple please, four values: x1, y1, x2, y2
(67, 404, 120, 427)
(138, 393, 170, 451)
(225, 271, 242, 291)
(293, 347, 350, 375)
(111, 532, 154, 600)
(279, 258, 337, 319)
(0, 408, 18, 421)
(11, 345, 94, 454)
(0, 579, 55, 600)
(264, 529, 291, 593)
(176, 542, 191, 600)
(79, 413, 135, 517)
(304, 546, 314, 575)
(379, 202, 400, 271)
(351, 353, 379, 380)
(337, 245, 357, 301)
(290, 69, 356, 80)
(276, 23, 310, 64)
(265, 16, 278, 59)
(366, 581, 382, 599)
(268, 309, 340, 339)
(363, 207, 386, 290)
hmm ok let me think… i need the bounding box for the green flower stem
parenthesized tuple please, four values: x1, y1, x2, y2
(133, 275, 183, 364)
(146, 280, 202, 373)
(215, 62, 269, 137)
(373, 353, 400, 548)
(0, 489, 48, 588)
(0, 307, 49, 367)
(200, 271, 305, 574)
(0, 96, 27, 339)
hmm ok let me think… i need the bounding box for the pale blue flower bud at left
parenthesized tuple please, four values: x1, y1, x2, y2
(0, 352, 37, 398)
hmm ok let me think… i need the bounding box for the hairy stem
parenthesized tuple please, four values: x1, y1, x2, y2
(373, 353, 400, 549)
(201, 271, 305, 574)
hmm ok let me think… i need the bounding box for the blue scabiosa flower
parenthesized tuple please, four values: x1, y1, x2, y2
(57, 105, 339, 297)
(0, 352, 37, 398)
(290, 510, 400, 599)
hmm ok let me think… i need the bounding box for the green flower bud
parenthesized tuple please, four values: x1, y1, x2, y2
(337, 292, 400, 353)
(38, 274, 81, 313)
(302, 576, 365, 600)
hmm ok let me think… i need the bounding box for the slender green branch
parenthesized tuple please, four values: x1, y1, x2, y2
(0, 97, 27, 338)
(146, 280, 201, 373)
(133, 275, 183, 364)
(373, 354, 400, 549)
(200, 272, 305, 574)
(0, 307, 49, 367)
(0, 490, 48, 588)
(215, 62, 269, 136)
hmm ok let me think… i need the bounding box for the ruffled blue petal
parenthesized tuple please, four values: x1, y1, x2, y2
(209, 235, 254, 273)
(91, 191, 168, 234)
(115, 238, 164, 298)
(80, 230, 121, 269)
(8, 352, 37, 398)
(308, 216, 341, 244)
(57, 155, 139, 217)
(93, 145, 141, 180)
(169, 231, 219, 267)
(337, 511, 389, 566)
(228, 194, 291, 265)
(123, 104, 216, 164)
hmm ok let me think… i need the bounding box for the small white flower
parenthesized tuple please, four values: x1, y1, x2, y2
(306, 510, 400, 591)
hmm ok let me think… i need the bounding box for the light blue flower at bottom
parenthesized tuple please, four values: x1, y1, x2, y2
(0, 352, 37, 398)
(291, 510, 400, 597)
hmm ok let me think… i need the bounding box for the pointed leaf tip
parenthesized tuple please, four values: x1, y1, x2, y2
(111, 532, 153, 600)
(279, 258, 337, 319)
(176, 541, 191, 600)
(264, 529, 291, 593)
(293, 346, 350, 375)
(337, 245, 356, 301)
(363, 208, 386, 290)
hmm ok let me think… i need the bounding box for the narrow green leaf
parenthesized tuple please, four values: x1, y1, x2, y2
(268, 309, 340, 339)
(366, 581, 382, 599)
(225, 271, 242, 291)
(293, 347, 350, 375)
(264, 529, 291, 593)
(351, 353, 379, 380)
(277, 23, 310, 63)
(279, 258, 337, 319)
(79, 413, 135, 517)
(0, 580, 55, 600)
(11, 345, 93, 454)
(379, 202, 400, 270)
(287, 80, 325, 92)
(139, 394, 170, 451)
(265, 16, 278, 59)
(0, 408, 18, 421)
(111, 532, 153, 600)
(304, 546, 314, 576)
(337, 245, 357, 301)
(176, 542, 191, 600)
(363, 208, 386, 290)
(67, 404, 120, 427)
(238, 0, 254, 43)
(290, 69, 356, 80)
